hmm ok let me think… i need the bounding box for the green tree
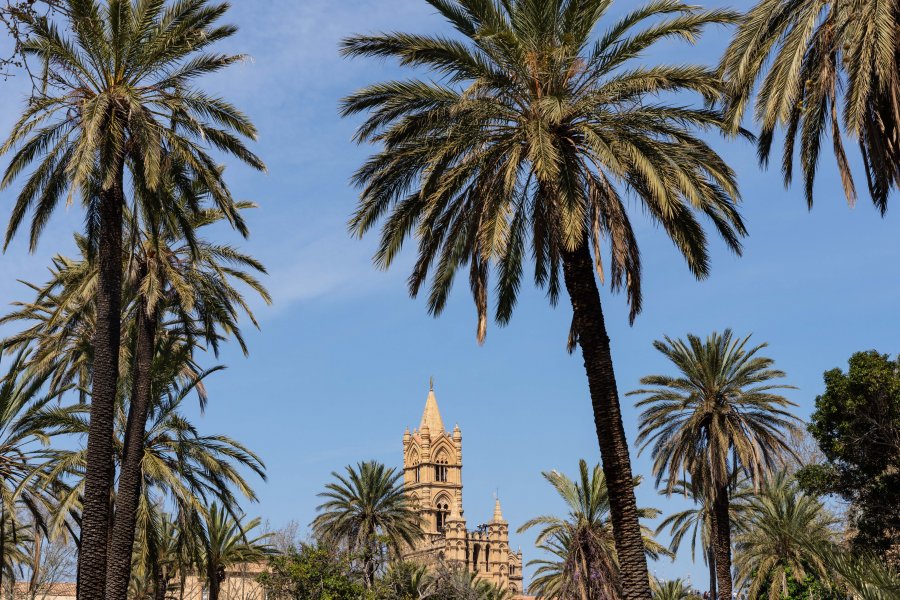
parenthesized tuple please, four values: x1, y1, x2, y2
(110, 198, 269, 600)
(798, 350, 900, 555)
(257, 543, 363, 600)
(312, 461, 421, 588)
(632, 330, 800, 600)
(425, 565, 510, 600)
(651, 578, 695, 600)
(193, 504, 269, 600)
(372, 561, 428, 600)
(825, 549, 900, 600)
(2, 197, 269, 598)
(0, 3, 264, 596)
(518, 460, 669, 600)
(719, 0, 900, 212)
(340, 2, 746, 597)
(733, 472, 837, 600)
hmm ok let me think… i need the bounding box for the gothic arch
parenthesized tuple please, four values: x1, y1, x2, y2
(407, 448, 422, 483)
(430, 438, 455, 463)
(433, 492, 452, 532)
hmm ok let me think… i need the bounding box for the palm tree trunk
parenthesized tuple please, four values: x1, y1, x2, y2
(707, 542, 716, 599)
(712, 484, 732, 600)
(208, 564, 220, 600)
(29, 528, 43, 598)
(1, 501, 5, 598)
(105, 296, 158, 600)
(561, 241, 652, 600)
(78, 171, 125, 600)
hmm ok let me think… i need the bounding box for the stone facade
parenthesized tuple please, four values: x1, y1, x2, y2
(401, 383, 524, 595)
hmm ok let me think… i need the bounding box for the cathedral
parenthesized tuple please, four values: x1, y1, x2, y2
(401, 382, 525, 595)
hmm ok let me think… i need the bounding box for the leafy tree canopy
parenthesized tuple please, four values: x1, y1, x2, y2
(258, 543, 363, 600)
(798, 351, 900, 555)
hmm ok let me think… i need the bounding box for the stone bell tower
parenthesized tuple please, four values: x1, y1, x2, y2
(402, 378, 464, 535)
(400, 381, 524, 596)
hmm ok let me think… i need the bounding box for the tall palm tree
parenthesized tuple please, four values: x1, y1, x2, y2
(655, 476, 752, 598)
(0, 3, 264, 595)
(110, 198, 269, 600)
(193, 503, 269, 600)
(340, 3, 746, 597)
(733, 472, 837, 600)
(719, 0, 900, 213)
(518, 460, 669, 600)
(312, 461, 421, 588)
(2, 197, 269, 599)
(631, 330, 800, 600)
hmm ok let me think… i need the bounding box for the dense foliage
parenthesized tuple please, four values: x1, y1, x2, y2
(258, 544, 364, 600)
(798, 351, 900, 555)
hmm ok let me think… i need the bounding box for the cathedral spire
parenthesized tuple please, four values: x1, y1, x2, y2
(492, 497, 506, 523)
(419, 379, 445, 434)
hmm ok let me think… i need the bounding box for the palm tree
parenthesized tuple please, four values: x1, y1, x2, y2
(631, 330, 801, 600)
(651, 578, 693, 600)
(2, 196, 269, 598)
(426, 565, 511, 600)
(312, 461, 421, 588)
(0, 2, 264, 595)
(110, 198, 269, 600)
(733, 472, 837, 600)
(518, 460, 669, 600)
(825, 549, 900, 600)
(0, 350, 73, 593)
(655, 476, 752, 598)
(193, 503, 269, 600)
(340, 3, 746, 597)
(719, 0, 899, 213)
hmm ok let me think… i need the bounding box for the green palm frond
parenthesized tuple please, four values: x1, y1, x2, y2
(733, 472, 838, 600)
(342, 0, 745, 339)
(518, 459, 669, 599)
(720, 0, 899, 213)
(1, 0, 265, 252)
(631, 330, 801, 493)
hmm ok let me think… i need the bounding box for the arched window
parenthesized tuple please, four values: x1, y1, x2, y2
(435, 499, 450, 532)
(408, 450, 420, 483)
(434, 450, 449, 482)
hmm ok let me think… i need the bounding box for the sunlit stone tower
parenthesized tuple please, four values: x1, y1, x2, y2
(401, 381, 524, 595)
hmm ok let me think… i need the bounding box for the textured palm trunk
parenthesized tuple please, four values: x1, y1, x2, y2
(712, 484, 732, 600)
(153, 565, 168, 600)
(29, 529, 43, 597)
(208, 564, 221, 600)
(561, 242, 652, 600)
(77, 171, 125, 600)
(105, 295, 158, 600)
(707, 542, 717, 599)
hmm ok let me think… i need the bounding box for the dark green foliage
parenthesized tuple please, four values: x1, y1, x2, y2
(257, 544, 364, 600)
(799, 351, 900, 554)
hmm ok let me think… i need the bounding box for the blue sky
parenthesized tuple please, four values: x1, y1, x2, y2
(1, 0, 899, 590)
